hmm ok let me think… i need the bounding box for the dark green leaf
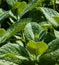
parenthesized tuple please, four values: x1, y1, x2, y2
(47, 38, 59, 53)
(36, 7, 59, 28)
(39, 49, 59, 65)
(0, 18, 29, 45)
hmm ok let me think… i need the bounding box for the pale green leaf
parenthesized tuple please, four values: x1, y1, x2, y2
(13, 2, 27, 14)
(0, 59, 17, 65)
(0, 28, 6, 37)
(26, 40, 48, 55)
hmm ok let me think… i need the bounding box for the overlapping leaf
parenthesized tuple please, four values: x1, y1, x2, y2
(24, 22, 42, 42)
(36, 7, 59, 28)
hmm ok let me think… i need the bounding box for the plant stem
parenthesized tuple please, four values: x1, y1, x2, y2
(53, 0, 56, 10)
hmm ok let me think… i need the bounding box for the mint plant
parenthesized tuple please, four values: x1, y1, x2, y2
(0, 0, 59, 65)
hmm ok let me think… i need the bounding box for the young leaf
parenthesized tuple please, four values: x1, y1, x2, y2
(6, 0, 18, 6)
(13, 2, 27, 14)
(26, 40, 48, 55)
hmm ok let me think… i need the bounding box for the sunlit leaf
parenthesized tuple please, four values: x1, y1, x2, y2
(26, 40, 48, 55)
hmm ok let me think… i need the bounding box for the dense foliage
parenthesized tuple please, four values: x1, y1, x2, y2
(0, 0, 59, 65)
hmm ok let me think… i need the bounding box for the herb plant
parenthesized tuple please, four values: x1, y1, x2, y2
(0, 0, 59, 65)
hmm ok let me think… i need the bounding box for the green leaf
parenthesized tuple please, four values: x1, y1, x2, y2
(0, 53, 28, 64)
(18, 0, 41, 20)
(0, 42, 28, 56)
(39, 49, 59, 65)
(0, 18, 29, 45)
(54, 30, 59, 38)
(24, 22, 42, 42)
(39, 27, 56, 43)
(13, 2, 27, 14)
(37, 42, 48, 55)
(28, 9, 46, 23)
(0, 42, 29, 64)
(47, 38, 59, 53)
(6, 0, 18, 6)
(26, 40, 48, 55)
(56, 0, 59, 4)
(24, 23, 34, 41)
(0, 28, 6, 37)
(0, 9, 17, 24)
(0, 10, 9, 23)
(36, 7, 59, 28)
(53, 16, 59, 23)
(0, 59, 17, 65)
(52, 0, 59, 4)
(16, 40, 24, 46)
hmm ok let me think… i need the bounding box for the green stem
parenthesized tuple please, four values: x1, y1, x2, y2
(53, 0, 56, 10)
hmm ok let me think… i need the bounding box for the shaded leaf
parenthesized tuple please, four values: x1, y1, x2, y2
(54, 30, 59, 38)
(36, 7, 59, 28)
(47, 38, 59, 53)
(0, 28, 6, 37)
(13, 2, 27, 14)
(0, 18, 29, 45)
(6, 0, 18, 6)
(39, 49, 59, 65)
(18, 0, 41, 20)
